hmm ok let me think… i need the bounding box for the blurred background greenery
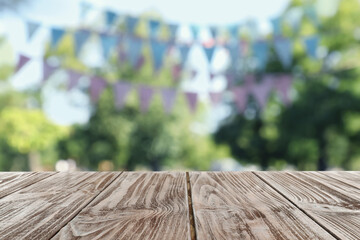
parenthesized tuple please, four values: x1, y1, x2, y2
(1, 0, 360, 171)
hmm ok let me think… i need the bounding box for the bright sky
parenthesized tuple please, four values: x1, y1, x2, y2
(1, 0, 291, 125)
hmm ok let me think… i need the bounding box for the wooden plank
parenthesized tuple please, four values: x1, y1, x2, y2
(0, 172, 55, 199)
(53, 172, 191, 240)
(190, 172, 334, 240)
(320, 171, 360, 189)
(0, 172, 120, 240)
(256, 171, 360, 240)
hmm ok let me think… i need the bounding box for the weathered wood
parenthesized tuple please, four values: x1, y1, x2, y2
(190, 172, 334, 240)
(53, 172, 191, 240)
(0, 172, 119, 240)
(0, 172, 55, 199)
(256, 171, 360, 240)
(320, 171, 360, 189)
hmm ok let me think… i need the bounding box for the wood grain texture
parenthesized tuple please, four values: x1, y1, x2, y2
(0, 172, 119, 240)
(53, 172, 191, 240)
(320, 171, 360, 189)
(256, 171, 360, 240)
(190, 172, 334, 240)
(0, 172, 55, 199)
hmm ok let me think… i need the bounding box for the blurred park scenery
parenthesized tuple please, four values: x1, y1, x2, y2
(0, 0, 359, 171)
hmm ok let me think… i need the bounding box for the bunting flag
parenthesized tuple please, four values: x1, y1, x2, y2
(304, 35, 319, 58)
(225, 73, 235, 88)
(42, 60, 58, 82)
(178, 43, 191, 66)
(138, 85, 155, 112)
(190, 25, 200, 40)
(26, 21, 40, 41)
(209, 92, 223, 106)
(252, 40, 269, 70)
(244, 74, 256, 89)
(150, 40, 168, 71)
(209, 26, 218, 39)
(114, 82, 132, 109)
(50, 28, 65, 49)
(136, 55, 145, 69)
(250, 77, 273, 109)
(270, 17, 282, 36)
(74, 30, 91, 56)
(232, 87, 248, 112)
(274, 74, 292, 105)
(125, 36, 143, 68)
(100, 33, 118, 59)
(67, 70, 82, 90)
(224, 42, 240, 63)
(161, 88, 177, 113)
(168, 23, 179, 40)
(285, 7, 303, 32)
(274, 37, 293, 68)
(185, 92, 198, 113)
(172, 64, 182, 81)
(149, 20, 161, 38)
(202, 44, 216, 64)
(15, 54, 30, 73)
(125, 16, 139, 34)
(105, 10, 118, 27)
(90, 76, 107, 102)
(228, 24, 239, 40)
(80, 1, 92, 20)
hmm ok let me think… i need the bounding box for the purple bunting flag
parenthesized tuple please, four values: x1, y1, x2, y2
(90, 76, 107, 103)
(209, 92, 223, 106)
(42, 60, 58, 82)
(150, 40, 168, 71)
(232, 87, 248, 113)
(26, 21, 40, 41)
(67, 70, 82, 91)
(304, 35, 319, 58)
(250, 77, 273, 109)
(50, 28, 65, 49)
(161, 88, 177, 114)
(114, 82, 132, 109)
(138, 85, 155, 112)
(274, 37, 293, 68)
(74, 30, 91, 56)
(16, 54, 30, 73)
(274, 74, 292, 105)
(185, 92, 198, 113)
(100, 33, 118, 59)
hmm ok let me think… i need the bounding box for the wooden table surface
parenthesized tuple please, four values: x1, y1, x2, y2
(0, 171, 359, 239)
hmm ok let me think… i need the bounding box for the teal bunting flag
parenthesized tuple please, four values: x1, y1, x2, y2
(150, 40, 168, 71)
(304, 35, 319, 58)
(105, 10, 118, 27)
(100, 33, 118, 59)
(149, 20, 161, 38)
(203, 45, 216, 64)
(228, 24, 239, 40)
(274, 37, 293, 68)
(74, 30, 91, 57)
(26, 21, 40, 41)
(271, 17, 282, 36)
(168, 23, 179, 40)
(125, 36, 143, 68)
(50, 28, 65, 49)
(178, 44, 191, 67)
(190, 25, 200, 41)
(252, 40, 269, 71)
(126, 16, 139, 34)
(209, 26, 218, 39)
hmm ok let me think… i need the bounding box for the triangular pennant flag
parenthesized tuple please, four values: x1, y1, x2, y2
(42, 60, 58, 82)
(114, 82, 132, 109)
(209, 92, 223, 106)
(105, 10, 118, 27)
(161, 88, 177, 114)
(203, 44, 216, 64)
(244, 74, 256, 89)
(100, 33, 118, 59)
(136, 56, 145, 70)
(228, 24, 239, 40)
(225, 73, 235, 88)
(168, 23, 179, 40)
(149, 20, 160, 38)
(50, 28, 65, 49)
(138, 85, 155, 112)
(232, 87, 248, 113)
(150, 40, 168, 71)
(178, 44, 191, 66)
(67, 70, 82, 90)
(126, 16, 139, 34)
(224, 42, 240, 63)
(304, 35, 319, 58)
(250, 77, 273, 109)
(270, 17, 282, 36)
(26, 21, 40, 41)
(252, 40, 269, 70)
(185, 92, 198, 113)
(274, 37, 293, 68)
(274, 74, 292, 105)
(285, 7, 303, 32)
(172, 64, 182, 81)
(190, 25, 199, 40)
(209, 26, 218, 39)
(90, 76, 107, 102)
(74, 30, 91, 56)
(16, 54, 30, 73)
(125, 36, 143, 67)
(80, 1, 92, 20)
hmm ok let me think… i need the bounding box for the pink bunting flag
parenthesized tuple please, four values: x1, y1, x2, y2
(67, 70, 82, 91)
(274, 74, 292, 105)
(209, 92, 223, 106)
(185, 92, 198, 113)
(42, 60, 58, 83)
(138, 85, 155, 112)
(16, 54, 30, 73)
(225, 73, 235, 88)
(250, 76, 273, 109)
(172, 64, 182, 81)
(232, 87, 248, 113)
(244, 74, 256, 89)
(161, 88, 177, 114)
(90, 76, 107, 103)
(114, 82, 132, 109)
